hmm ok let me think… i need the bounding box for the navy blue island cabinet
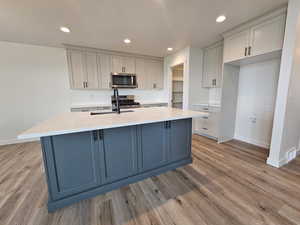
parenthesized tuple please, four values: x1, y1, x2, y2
(41, 118, 192, 212)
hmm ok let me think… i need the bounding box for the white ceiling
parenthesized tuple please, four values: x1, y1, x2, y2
(0, 0, 288, 57)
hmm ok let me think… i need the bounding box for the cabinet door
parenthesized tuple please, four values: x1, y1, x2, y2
(112, 55, 124, 73)
(169, 119, 192, 162)
(123, 57, 135, 73)
(98, 53, 112, 89)
(223, 30, 250, 63)
(68, 50, 87, 89)
(101, 126, 138, 183)
(43, 131, 100, 200)
(135, 58, 148, 89)
(139, 122, 168, 171)
(215, 45, 223, 87)
(250, 14, 286, 57)
(86, 52, 99, 89)
(146, 60, 164, 89)
(203, 47, 218, 87)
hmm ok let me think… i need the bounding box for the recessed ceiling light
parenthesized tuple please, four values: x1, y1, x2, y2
(124, 39, 131, 44)
(216, 15, 226, 23)
(167, 47, 173, 51)
(60, 26, 70, 33)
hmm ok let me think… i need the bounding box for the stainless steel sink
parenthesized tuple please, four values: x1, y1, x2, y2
(90, 110, 134, 116)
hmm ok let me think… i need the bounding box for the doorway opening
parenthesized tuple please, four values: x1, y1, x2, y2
(171, 64, 184, 109)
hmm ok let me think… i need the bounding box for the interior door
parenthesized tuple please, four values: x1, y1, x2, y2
(68, 50, 87, 89)
(101, 126, 138, 183)
(139, 122, 168, 171)
(250, 14, 286, 57)
(223, 30, 250, 63)
(86, 52, 99, 89)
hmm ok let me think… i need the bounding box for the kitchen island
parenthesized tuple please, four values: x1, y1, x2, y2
(19, 107, 206, 212)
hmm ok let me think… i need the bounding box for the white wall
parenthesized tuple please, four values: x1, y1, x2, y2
(164, 46, 209, 110)
(234, 59, 280, 148)
(0, 42, 71, 145)
(164, 47, 190, 110)
(0, 41, 169, 145)
(280, 13, 300, 160)
(268, 0, 300, 167)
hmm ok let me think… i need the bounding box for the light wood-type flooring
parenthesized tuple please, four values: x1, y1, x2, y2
(1, 135, 300, 225)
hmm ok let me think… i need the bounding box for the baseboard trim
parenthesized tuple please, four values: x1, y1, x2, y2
(0, 137, 39, 146)
(234, 135, 270, 149)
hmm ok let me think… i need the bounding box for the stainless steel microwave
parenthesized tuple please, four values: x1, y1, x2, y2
(111, 73, 137, 88)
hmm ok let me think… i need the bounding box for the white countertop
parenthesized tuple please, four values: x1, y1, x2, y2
(18, 107, 207, 139)
(71, 101, 168, 108)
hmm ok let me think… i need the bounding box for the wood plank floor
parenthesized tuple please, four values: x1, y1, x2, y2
(1, 135, 300, 225)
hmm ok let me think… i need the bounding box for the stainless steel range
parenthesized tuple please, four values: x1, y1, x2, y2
(111, 95, 140, 110)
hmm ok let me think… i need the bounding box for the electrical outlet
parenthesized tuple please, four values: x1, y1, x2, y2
(250, 117, 257, 123)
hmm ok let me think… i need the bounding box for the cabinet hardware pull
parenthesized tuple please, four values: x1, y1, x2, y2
(248, 46, 251, 56)
(99, 130, 104, 140)
(86, 82, 88, 88)
(93, 131, 98, 141)
(244, 47, 248, 56)
(202, 128, 208, 130)
(164, 121, 168, 129)
(83, 82, 85, 88)
(203, 116, 209, 119)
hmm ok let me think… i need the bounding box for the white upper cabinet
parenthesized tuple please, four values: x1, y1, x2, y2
(112, 56, 135, 74)
(67, 47, 163, 90)
(135, 58, 164, 89)
(135, 58, 148, 89)
(97, 53, 112, 89)
(223, 30, 250, 63)
(146, 60, 164, 89)
(68, 50, 87, 89)
(203, 42, 223, 88)
(85, 52, 99, 89)
(250, 14, 286, 57)
(223, 12, 286, 63)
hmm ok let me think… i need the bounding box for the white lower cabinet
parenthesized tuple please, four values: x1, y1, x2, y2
(193, 107, 219, 139)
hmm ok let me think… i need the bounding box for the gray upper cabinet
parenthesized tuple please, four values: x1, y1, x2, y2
(202, 42, 223, 88)
(42, 131, 101, 200)
(112, 55, 135, 74)
(101, 126, 138, 183)
(139, 122, 168, 171)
